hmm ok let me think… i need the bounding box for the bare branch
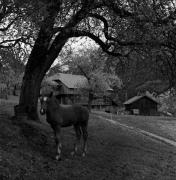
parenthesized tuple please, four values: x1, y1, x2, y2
(0, 38, 21, 45)
(87, 13, 147, 46)
(77, 64, 90, 81)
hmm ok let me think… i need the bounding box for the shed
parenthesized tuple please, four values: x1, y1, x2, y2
(124, 94, 159, 115)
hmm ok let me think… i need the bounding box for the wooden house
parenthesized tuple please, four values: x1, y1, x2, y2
(124, 94, 159, 115)
(43, 73, 116, 112)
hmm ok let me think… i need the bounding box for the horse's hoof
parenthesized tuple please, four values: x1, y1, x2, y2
(55, 155, 61, 161)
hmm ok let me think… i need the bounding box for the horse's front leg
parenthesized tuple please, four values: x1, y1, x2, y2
(54, 126, 62, 161)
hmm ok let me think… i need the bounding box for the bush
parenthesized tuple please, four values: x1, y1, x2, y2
(159, 94, 176, 116)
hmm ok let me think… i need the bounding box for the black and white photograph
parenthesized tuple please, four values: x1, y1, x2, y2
(1, 0, 176, 179)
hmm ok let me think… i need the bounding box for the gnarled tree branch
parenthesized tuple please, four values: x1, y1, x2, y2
(69, 29, 131, 57)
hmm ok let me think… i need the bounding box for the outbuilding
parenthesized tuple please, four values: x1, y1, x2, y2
(124, 94, 159, 115)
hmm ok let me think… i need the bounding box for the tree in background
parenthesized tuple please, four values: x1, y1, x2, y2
(65, 48, 122, 110)
(0, 0, 35, 49)
(109, 49, 168, 102)
(0, 48, 25, 96)
(159, 93, 176, 116)
(0, 0, 36, 97)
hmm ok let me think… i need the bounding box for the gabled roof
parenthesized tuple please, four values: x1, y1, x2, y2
(124, 94, 159, 105)
(46, 73, 113, 91)
(46, 73, 89, 89)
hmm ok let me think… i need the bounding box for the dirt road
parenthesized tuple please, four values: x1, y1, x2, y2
(97, 114, 176, 148)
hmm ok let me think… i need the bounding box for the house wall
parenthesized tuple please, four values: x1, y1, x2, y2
(55, 82, 117, 113)
(58, 83, 73, 95)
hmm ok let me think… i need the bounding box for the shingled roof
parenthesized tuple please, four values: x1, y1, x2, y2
(46, 73, 89, 89)
(46, 73, 113, 91)
(124, 94, 159, 105)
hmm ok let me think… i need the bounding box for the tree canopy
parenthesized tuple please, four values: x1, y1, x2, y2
(2, 0, 176, 120)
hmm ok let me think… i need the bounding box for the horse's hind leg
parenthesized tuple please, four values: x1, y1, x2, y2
(54, 127, 62, 161)
(81, 124, 88, 157)
(71, 125, 81, 156)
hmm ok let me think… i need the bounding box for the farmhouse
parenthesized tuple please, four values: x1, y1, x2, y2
(42, 73, 116, 112)
(124, 93, 159, 115)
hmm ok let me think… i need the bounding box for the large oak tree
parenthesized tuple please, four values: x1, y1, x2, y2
(12, 0, 176, 120)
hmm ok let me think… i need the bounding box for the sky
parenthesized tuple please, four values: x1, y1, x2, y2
(68, 37, 98, 53)
(52, 37, 98, 66)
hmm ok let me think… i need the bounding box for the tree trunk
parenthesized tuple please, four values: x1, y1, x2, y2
(14, 32, 68, 121)
(14, 0, 85, 121)
(15, 67, 44, 121)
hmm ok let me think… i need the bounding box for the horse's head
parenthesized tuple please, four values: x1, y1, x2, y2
(39, 92, 53, 115)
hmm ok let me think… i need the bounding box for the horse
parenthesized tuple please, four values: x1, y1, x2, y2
(39, 92, 89, 160)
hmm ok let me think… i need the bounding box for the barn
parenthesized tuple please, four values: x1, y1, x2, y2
(124, 94, 159, 115)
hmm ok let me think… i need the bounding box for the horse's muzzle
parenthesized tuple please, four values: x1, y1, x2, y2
(40, 108, 46, 115)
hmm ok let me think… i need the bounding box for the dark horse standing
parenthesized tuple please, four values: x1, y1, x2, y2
(40, 93, 89, 160)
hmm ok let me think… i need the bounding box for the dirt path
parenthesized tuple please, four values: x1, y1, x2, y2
(97, 115, 176, 148)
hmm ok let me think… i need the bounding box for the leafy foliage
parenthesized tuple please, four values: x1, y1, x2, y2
(4, 0, 176, 118)
(66, 48, 122, 92)
(159, 93, 176, 116)
(0, 48, 24, 95)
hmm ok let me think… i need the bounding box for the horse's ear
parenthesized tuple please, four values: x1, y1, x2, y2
(49, 91, 53, 97)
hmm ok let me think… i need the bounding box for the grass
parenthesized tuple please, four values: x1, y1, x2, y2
(1, 102, 176, 179)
